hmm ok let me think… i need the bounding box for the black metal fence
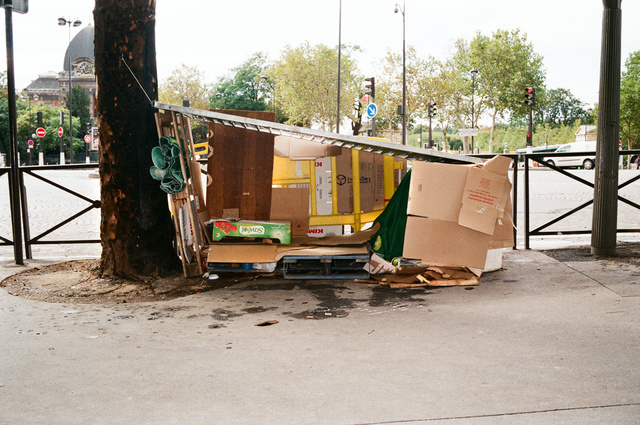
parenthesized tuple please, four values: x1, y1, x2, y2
(2, 151, 639, 263)
(1, 163, 100, 261)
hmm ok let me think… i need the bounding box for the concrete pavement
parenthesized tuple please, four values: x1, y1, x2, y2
(1, 247, 639, 425)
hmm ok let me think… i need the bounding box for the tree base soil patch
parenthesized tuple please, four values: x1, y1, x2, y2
(1, 260, 248, 304)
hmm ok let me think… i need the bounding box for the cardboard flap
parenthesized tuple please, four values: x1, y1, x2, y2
(294, 223, 379, 246)
(407, 162, 470, 220)
(481, 155, 513, 174)
(458, 161, 511, 235)
(403, 217, 492, 269)
(274, 136, 342, 160)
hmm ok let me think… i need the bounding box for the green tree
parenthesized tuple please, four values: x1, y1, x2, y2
(466, 29, 546, 153)
(539, 88, 590, 128)
(620, 50, 640, 165)
(64, 85, 92, 131)
(265, 43, 362, 131)
(159, 63, 212, 110)
(211, 52, 269, 112)
(0, 72, 9, 158)
(376, 46, 437, 143)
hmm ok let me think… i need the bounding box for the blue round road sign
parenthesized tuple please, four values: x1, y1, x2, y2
(366, 103, 378, 118)
(28, 139, 34, 147)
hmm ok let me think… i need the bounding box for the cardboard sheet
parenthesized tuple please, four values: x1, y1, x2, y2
(274, 136, 342, 160)
(402, 216, 493, 269)
(270, 188, 310, 236)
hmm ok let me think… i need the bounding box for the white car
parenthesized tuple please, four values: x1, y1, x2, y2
(544, 142, 597, 170)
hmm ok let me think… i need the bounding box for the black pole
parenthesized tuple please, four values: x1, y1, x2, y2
(591, 0, 622, 256)
(4, 6, 24, 265)
(428, 115, 432, 149)
(68, 23, 74, 164)
(336, 0, 342, 134)
(401, 4, 406, 145)
(527, 105, 533, 147)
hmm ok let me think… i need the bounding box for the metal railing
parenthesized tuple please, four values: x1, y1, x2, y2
(520, 149, 640, 248)
(1, 163, 101, 260)
(3, 150, 639, 263)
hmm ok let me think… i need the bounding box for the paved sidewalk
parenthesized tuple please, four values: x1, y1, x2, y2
(1, 247, 639, 425)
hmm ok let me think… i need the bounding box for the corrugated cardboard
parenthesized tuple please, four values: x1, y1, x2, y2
(270, 188, 310, 236)
(206, 243, 368, 264)
(336, 148, 377, 214)
(274, 136, 342, 160)
(403, 156, 513, 269)
(458, 156, 511, 235)
(407, 162, 470, 220)
(403, 216, 493, 269)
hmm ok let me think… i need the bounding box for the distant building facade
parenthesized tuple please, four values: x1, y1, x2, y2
(23, 25, 97, 118)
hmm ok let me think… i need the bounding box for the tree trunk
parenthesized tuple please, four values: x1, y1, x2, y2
(489, 109, 498, 154)
(94, 0, 179, 278)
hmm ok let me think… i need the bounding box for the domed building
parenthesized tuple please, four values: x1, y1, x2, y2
(23, 25, 97, 118)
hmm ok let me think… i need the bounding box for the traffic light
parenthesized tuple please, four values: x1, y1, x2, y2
(428, 102, 437, 118)
(524, 87, 535, 107)
(526, 132, 532, 145)
(85, 122, 91, 134)
(36, 111, 43, 127)
(364, 77, 375, 100)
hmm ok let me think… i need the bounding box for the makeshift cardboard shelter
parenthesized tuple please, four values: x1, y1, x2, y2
(152, 102, 510, 281)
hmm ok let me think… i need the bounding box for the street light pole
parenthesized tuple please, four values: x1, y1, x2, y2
(471, 69, 478, 154)
(58, 17, 81, 164)
(336, 0, 342, 134)
(394, 2, 406, 145)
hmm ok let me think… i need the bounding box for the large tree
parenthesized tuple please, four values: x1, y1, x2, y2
(265, 42, 362, 131)
(539, 88, 590, 128)
(464, 29, 546, 153)
(64, 85, 92, 130)
(620, 50, 640, 163)
(211, 52, 269, 112)
(158, 63, 212, 110)
(94, 0, 178, 278)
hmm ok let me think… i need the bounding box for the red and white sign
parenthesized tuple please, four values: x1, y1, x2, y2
(58, 127, 63, 137)
(36, 127, 46, 138)
(28, 139, 34, 147)
(84, 134, 91, 144)
(619, 140, 622, 148)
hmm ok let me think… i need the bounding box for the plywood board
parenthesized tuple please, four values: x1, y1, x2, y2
(207, 110, 276, 220)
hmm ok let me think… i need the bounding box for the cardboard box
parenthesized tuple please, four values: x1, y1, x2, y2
(403, 156, 513, 269)
(206, 225, 378, 264)
(403, 216, 493, 269)
(270, 188, 310, 236)
(274, 135, 342, 160)
(336, 148, 377, 214)
(211, 220, 291, 244)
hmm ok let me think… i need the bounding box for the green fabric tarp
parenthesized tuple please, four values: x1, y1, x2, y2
(369, 168, 412, 261)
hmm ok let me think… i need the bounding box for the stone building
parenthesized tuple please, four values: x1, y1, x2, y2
(22, 25, 97, 118)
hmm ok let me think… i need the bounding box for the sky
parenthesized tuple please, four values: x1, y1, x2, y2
(1, 0, 639, 115)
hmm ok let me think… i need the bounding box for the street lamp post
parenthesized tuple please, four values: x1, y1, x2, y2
(336, 0, 342, 134)
(58, 17, 81, 164)
(470, 68, 478, 154)
(394, 2, 406, 145)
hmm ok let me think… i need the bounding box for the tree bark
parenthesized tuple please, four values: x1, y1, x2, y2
(94, 0, 179, 277)
(489, 109, 498, 154)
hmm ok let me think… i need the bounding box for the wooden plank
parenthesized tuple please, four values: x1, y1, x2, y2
(207, 110, 276, 220)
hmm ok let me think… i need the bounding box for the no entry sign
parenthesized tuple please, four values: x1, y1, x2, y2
(58, 127, 63, 137)
(36, 127, 46, 138)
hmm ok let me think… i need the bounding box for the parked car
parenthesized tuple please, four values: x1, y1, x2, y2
(543, 141, 597, 170)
